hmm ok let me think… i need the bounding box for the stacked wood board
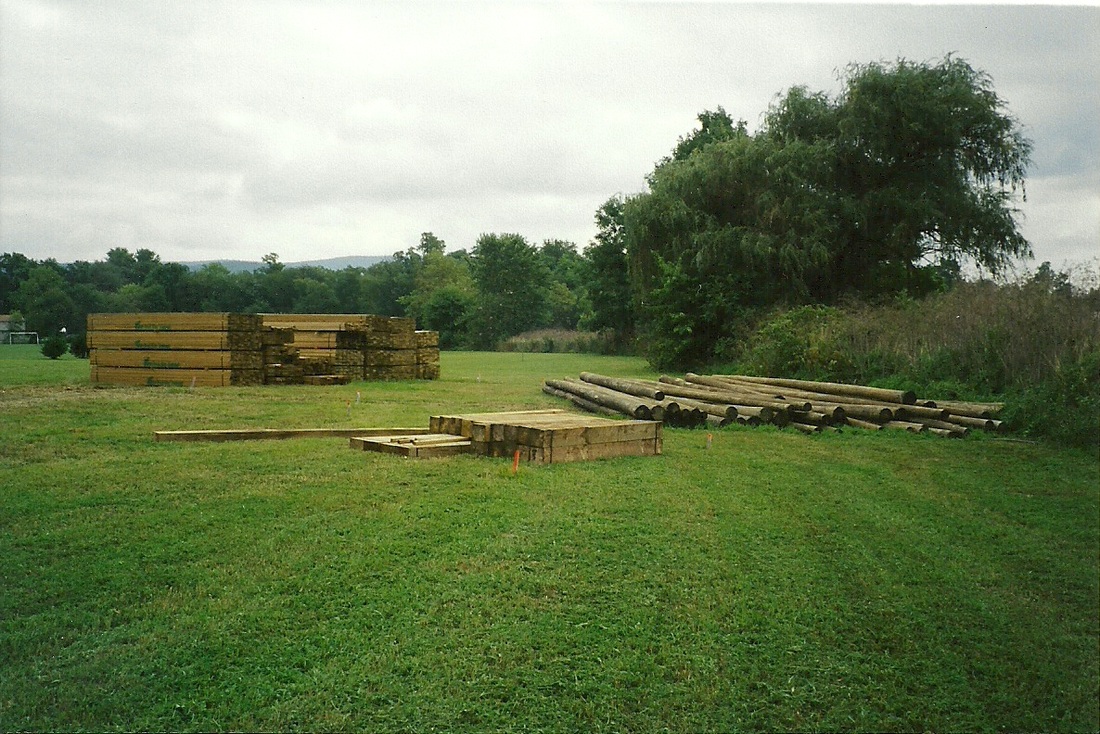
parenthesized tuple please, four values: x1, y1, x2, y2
(427, 409, 662, 463)
(260, 314, 438, 381)
(415, 330, 441, 380)
(88, 313, 270, 387)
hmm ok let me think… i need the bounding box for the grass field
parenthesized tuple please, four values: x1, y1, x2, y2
(1, 345, 1097, 731)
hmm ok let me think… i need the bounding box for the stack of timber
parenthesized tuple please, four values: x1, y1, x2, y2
(415, 330, 441, 380)
(543, 372, 1004, 437)
(426, 409, 662, 463)
(89, 313, 277, 387)
(260, 314, 438, 381)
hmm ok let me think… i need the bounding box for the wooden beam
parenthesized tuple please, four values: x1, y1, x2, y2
(155, 427, 431, 442)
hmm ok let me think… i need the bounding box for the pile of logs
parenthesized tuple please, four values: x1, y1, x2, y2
(543, 373, 1003, 437)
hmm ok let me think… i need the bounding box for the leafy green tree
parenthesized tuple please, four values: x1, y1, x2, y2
(144, 262, 198, 311)
(421, 286, 476, 348)
(625, 56, 1032, 368)
(538, 240, 588, 329)
(332, 268, 368, 312)
(767, 56, 1032, 295)
(41, 334, 67, 359)
(191, 263, 256, 312)
(583, 197, 635, 346)
(1, 252, 36, 313)
(363, 251, 419, 316)
(468, 233, 549, 348)
(401, 240, 476, 344)
(68, 331, 89, 359)
(418, 232, 446, 257)
(105, 247, 139, 285)
(12, 265, 77, 335)
(294, 278, 340, 313)
(108, 283, 171, 313)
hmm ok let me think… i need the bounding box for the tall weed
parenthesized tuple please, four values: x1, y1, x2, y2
(732, 262, 1100, 447)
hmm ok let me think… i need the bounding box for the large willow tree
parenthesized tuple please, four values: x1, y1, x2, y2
(626, 56, 1032, 368)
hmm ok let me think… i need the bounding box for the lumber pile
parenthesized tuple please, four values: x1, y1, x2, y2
(261, 314, 439, 381)
(543, 373, 1004, 437)
(88, 313, 284, 387)
(415, 330, 441, 380)
(427, 409, 662, 463)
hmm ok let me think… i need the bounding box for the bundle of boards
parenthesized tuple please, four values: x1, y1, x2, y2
(261, 313, 441, 381)
(544, 373, 1003, 437)
(87, 312, 440, 387)
(88, 313, 288, 387)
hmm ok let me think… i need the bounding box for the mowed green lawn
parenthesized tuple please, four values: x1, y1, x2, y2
(1, 345, 1097, 732)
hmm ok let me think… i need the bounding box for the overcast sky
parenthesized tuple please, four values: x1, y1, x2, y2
(1, 1, 1097, 270)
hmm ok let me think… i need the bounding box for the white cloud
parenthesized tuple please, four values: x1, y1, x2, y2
(1, 1, 1097, 266)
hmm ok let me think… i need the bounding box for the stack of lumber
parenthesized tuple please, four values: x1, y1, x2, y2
(415, 330, 441, 380)
(543, 372, 1004, 437)
(261, 327, 305, 384)
(427, 409, 662, 463)
(89, 313, 272, 387)
(261, 314, 437, 381)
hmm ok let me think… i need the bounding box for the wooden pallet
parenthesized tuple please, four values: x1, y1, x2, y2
(92, 366, 263, 387)
(349, 433, 472, 458)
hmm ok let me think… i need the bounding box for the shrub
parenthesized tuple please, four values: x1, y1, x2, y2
(41, 335, 67, 360)
(68, 332, 89, 359)
(738, 306, 851, 378)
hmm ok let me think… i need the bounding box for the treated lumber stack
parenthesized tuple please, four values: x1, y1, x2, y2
(261, 314, 437, 381)
(89, 313, 271, 387)
(415, 330, 441, 380)
(429, 409, 662, 463)
(543, 372, 1004, 437)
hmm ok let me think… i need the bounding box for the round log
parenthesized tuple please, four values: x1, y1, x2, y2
(717, 374, 917, 405)
(580, 372, 665, 401)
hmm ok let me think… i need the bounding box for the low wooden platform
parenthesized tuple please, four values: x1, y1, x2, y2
(349, 433, 472, 459)
(428, 410, 662, 464)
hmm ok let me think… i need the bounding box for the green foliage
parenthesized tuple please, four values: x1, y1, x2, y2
(40, 333, 68, 359)
(1002, 350, 1100, 449)
(68, 332, 89, 359)
(468, 233, 550, 348)
(628, 56, 1032, 368)
(739, 306, 850, 378)
(583, 197, 634, 347)
(727, 262, 1100, 447)
(12, 265, 77, 334)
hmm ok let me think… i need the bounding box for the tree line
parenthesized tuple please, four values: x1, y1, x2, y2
(2, 57, 1036, 368)
(0, 232, 605, 351)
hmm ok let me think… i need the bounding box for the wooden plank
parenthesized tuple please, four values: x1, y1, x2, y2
(289, 333, 340, 349)
(156, 427, 431, 442)
(92, 367, 231, 387)
(87, 312, 261, 332)
(91, 349, 262, 369)
(262, 314, 416, 334)
(364, 349, 417, 367)
(87, 331, 255, 351)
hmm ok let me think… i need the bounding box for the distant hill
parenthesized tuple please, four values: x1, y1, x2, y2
(180, 256, 390, 273)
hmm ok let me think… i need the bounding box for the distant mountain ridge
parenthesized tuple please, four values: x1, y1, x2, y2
(179, 255, 389, 273)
